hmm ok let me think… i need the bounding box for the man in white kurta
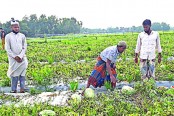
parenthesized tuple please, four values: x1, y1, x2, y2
(5, 20, 28, 93)
(135, 19, 162, 80)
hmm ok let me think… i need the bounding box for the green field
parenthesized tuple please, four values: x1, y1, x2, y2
(0, 33, 174, 115)
(0, 33, 174, 86)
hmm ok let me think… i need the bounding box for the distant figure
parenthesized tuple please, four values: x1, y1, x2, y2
(5, 19, 28, 93)
(135, 19, 162, 80)
(0, 28, 5, 50)
(86, 41, 127, 89)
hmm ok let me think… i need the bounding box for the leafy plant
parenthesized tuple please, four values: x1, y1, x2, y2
(104, 81, 112, 90)
(69, 81, 79, 92)
(0, 77, 10, 87)
(47, 56, 54, 64)
(30, 87, 42, 95)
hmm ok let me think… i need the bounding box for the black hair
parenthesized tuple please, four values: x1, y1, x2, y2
(117, 45, 126, 48)
(142, 19, 151, 26)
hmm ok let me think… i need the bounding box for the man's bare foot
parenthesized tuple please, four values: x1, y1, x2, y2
(20, 89, 25, 93)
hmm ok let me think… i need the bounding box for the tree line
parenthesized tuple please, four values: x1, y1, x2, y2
(81, 22, 171, 34)
(0, 14, 172, 37)
(0, 14, 82, 37)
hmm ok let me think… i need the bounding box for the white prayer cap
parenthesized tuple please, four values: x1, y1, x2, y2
(11, 19, 19, 25)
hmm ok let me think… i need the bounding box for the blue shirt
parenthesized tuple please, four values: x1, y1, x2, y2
(100, 46, 120, 63)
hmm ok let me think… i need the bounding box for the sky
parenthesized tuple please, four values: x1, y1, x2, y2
(0, 0, 173, 29)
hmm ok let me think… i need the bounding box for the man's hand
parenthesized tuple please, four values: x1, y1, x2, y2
(110, 75, 116, 83)
(134, 53, 139, 64)
(14, 56, 22, 63)
(158, 54, 162, 64)
(135, 57, 138, 64)
(110, 75, 117, 88)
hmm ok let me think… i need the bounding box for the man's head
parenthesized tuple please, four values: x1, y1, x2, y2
(11, 20, 20, 33)
(142, 19, 151, 33)
(117, 41, 127, 53)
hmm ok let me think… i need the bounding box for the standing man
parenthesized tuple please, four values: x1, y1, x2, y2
(135, 19, 162, 80)
(0, 27, 5, 50)
(5, 19, 28, 93)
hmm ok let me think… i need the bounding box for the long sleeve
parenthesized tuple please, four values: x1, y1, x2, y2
(135, 34, 141, 53)
(5, 35, 16, 58)
(156, 33, 162, 53)
(18, 36, 27, 59)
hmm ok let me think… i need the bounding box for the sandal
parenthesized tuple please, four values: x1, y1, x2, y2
(10, 90, 17, 93)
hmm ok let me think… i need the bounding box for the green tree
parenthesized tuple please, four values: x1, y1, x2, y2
(151, 22, 162, 31)
(161, 22, 170, 31)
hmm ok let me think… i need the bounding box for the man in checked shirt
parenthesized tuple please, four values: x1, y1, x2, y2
(135, 19, 162, 80)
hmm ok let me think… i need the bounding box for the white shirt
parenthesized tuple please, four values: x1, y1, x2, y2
(5, 32, 28, 77)
(5, 32, 27, 59)
(135, 31, 162, 60)
(100, 46, 120, 63)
